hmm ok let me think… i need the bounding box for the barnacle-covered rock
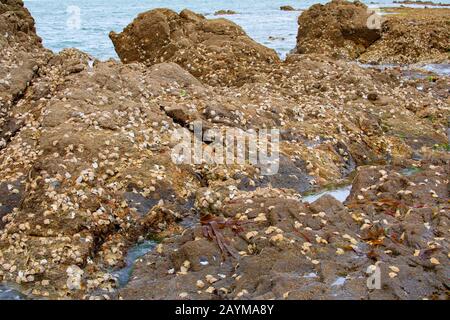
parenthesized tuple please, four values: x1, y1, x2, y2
(109, 8, 280, 86)
(295, 0, 381, 59)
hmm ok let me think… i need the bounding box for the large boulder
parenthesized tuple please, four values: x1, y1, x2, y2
(110, 9, 280, 86)
(295, 0, 381, 59)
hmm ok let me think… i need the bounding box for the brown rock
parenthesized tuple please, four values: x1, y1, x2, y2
(109, 9, 280, 86)
(359, 7, 450, 64)
(2, 2, 449, 301)
(280, 6, 296, 11)
(119, 160, 450, 300)
(0, 0, 43, 49)
(214, 10, 237, 16)
(0, 0, 50, 149)
(295, 0, 381, 59)
(0, 180, 24, 228)
(367, 92, 379, 101)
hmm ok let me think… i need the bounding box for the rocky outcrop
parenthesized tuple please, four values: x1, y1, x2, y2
(295, 2, 450, 64)
(0, 3, 449, 300)
(214, 10, 237, 16)
(359, 8, 450, 64)
(0, 48, 209, 298)
(1, 46, 447, 299)
(295, 0, 381, 59)
(0, 0, 50, 147)
(109, 9, 280, 86)
(0, 0, 42, 48)
(280, 5, 296, 11)
(393, 0, 450, 7)
(0, 0, 51, 230)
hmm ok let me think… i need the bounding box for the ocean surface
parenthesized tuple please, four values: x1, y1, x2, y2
(23, 0, 450, 61)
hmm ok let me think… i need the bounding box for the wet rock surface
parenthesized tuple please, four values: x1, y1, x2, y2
(0, 2, 449, 300)
(119, 156, 449, 300)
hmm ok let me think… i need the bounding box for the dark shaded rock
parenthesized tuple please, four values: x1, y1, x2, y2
(123, 192, 160, 216)
(262, 155, 312, 193)
(280, 6, 296, 11)
(214, 10, 237, 15)
(0, 180, 25, 228)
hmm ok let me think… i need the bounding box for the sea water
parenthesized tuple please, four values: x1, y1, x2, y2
(302, 185, 352, 204)
(23, 0, 450, 61)
(0, 284, 26, 300)
(111, 240, 157, 287)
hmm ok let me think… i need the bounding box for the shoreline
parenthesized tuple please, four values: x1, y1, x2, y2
(21, 0, 450, 61)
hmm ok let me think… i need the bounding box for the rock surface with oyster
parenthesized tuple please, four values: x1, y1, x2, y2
(0, 0, 448, 300)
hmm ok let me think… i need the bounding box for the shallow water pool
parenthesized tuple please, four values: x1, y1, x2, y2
(302, 185, 352, 204)
(112, 240, 157, 287)
(0, 284, 26, 300)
